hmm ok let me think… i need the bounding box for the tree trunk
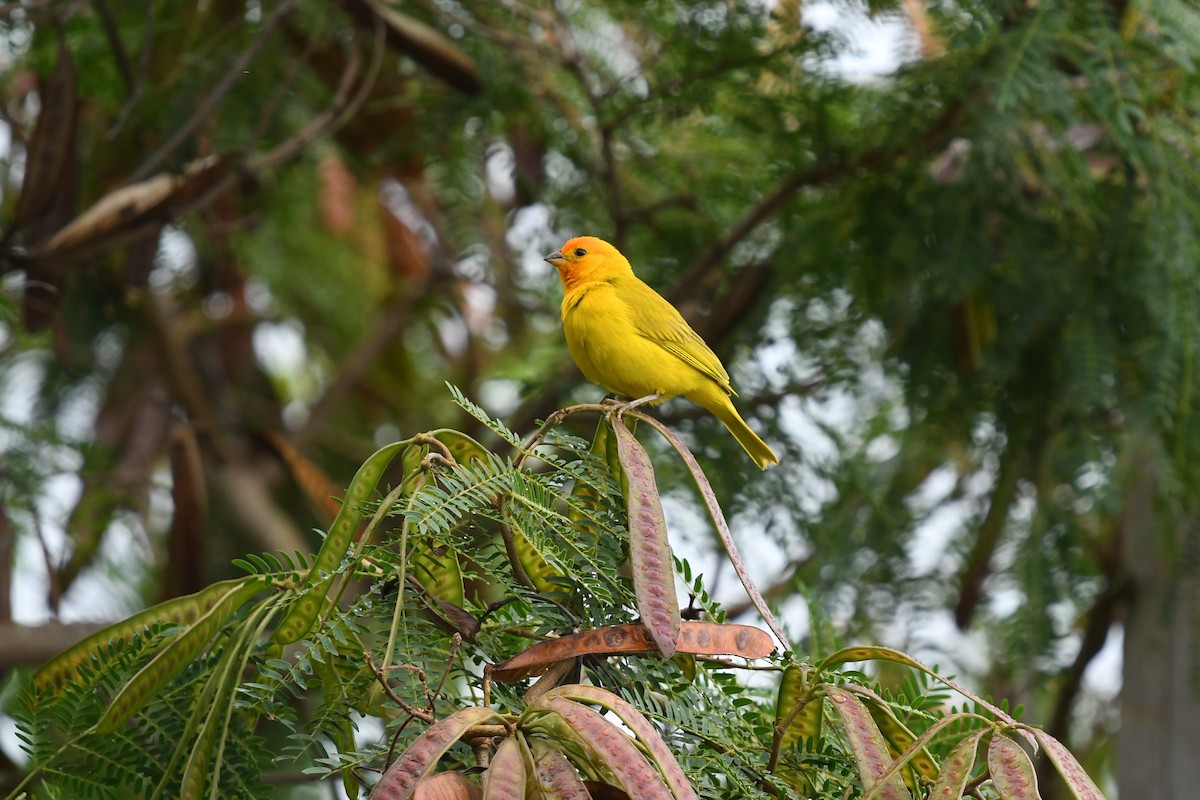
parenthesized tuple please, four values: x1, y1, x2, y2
(1118, 476, 1200, 799)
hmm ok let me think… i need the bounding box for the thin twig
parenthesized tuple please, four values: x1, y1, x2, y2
(246, 6, 335, 152)
(249, 16, 385, 172)
(429, 633, 463, 708)
(364, 651, 435, 723)
(92, 0, 135, 94)
(107, 0, 154, 137)
(128, 0, 299, 183)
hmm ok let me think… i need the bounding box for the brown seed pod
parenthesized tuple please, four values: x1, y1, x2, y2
(606, 421, 680, 657)
(535, 696, 675, 800)
(1032, 729, 1105, 800)
(371, 707, 502, 800)
(490, 621, 773, 683)
(825, 686, 912, 800)
(541, 685, 697, 800)
(533, 748, 591, 800)
(988, 731, 1038, 800)
(482, 736, 527, 799)
(415, 772, 481, 800)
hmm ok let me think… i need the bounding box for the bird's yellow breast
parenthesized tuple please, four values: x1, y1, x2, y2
(562, 280, 709, 400)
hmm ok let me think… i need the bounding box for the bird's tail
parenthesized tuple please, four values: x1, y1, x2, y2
(697, 389, 779, 470)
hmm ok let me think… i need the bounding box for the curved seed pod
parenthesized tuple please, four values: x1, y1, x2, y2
(523, 658, 578, 705)
(825, 685, 912, 800)
(610, 421, 679, 658)
(523, 711, 603, 780)
(96, 578, 270, 732)
(541, 685, 696, 800)
(424, 429, 491, 465)
(569, 420, 610, 522)
(928, 729, 985, 800)
(776, 666, 820, 750)
(988, 731, 1039, 800)
(371, 707, 503, 800)
(606, 419, 631, 501)
(150, 634, 234, 799)
(315, 655, 363, 799)
(34, 576, 272, 692)
(677, 620, 773, 658)
(343, 0, 482, 94)
(567, 418, 628, 507)
(534, 747, 591, 800)
(482, 736, 527, 799)
(180, 647, 243, 799)
(537, 696, 674, 800)
(507, 511, 565, 595)
(411, 541, 465, 607)
(275, 440, 409, 645)
(818, 646, 1026, 739)
(1031, 729, 1105, 800)
(43, 155, 227, 254)
(860, 690, 939, 784)
(774, 665, 820, 793)
(491, 622, 772, 683)
(178, 601, 273, 799)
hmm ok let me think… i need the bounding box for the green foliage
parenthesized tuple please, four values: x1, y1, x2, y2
(5, 0, 1200, 795)
(10, 393, 1109, 799)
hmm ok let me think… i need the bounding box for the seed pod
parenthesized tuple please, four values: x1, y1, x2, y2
(776, 666, 819, 749)
(534, 747, 591, 800)
(862, 689, 939, 785)
(928, 729, 984, 800)
(541, 685, 696, 800)
(275, 440, 409, 645)
(372, 707, 503, 800)
(482, 736, 528, 799)
(825, 685, 912, 800)
(537, 696, 674, 800)
(611, 421, 679, 658)
(507, 510, 565, 595)
(97, 578, 270, 732)
(491, 621, 772, 683)
(415, 772, 481, 800)
(14, 35, 77, 231)
(34, 575, 271, 692)
(774, 665, 820, 793)
(1032, 729, 1105, 800)
(988, 731, 1039, 800)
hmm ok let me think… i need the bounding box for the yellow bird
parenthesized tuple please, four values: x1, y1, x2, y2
(545, 236, 778, 469)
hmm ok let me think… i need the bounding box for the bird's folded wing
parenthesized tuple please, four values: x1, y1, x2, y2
(629, 283, 735, 394)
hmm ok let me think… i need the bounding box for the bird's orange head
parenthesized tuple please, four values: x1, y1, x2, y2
(544, 236, 633, 291)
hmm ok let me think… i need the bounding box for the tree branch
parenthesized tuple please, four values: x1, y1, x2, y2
(127, 0, 298, 183)
(0, 621, 111, 669)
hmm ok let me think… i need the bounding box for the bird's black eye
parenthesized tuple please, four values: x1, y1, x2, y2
(573, 248, 587, 257)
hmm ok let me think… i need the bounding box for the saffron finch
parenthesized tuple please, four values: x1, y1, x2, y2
(545, 236, 778, 469)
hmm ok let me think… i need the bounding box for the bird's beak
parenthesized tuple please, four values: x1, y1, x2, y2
(544, 249, 566, 267)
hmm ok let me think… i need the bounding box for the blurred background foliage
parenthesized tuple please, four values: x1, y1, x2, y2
(1, 0, 1199, 796)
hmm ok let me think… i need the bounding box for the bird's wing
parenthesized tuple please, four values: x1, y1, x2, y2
(626, 279, 735, 395)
